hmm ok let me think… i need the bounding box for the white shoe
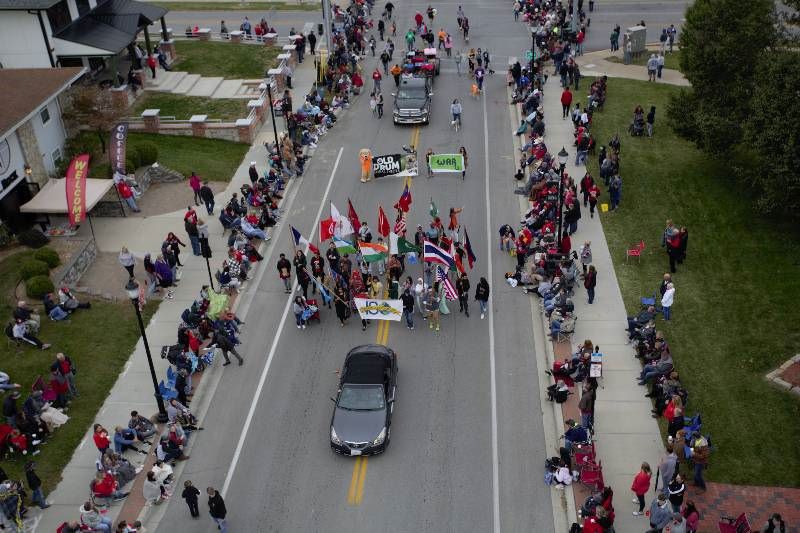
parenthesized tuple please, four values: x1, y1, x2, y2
(632, 498, 639, 504)
(480, 313, 485, 320)
(297, 325, 301, 329)
(302, 324, 306, 329)
(632, 511, 642, 516)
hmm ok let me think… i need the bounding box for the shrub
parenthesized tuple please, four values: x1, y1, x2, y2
(0, 223, 11, 248)
(16, 228, 50, 249)
(134, 141, 158, 166)
(89, 163, 113, 179)
(33, 247, 61, 268)
(125, 157, 138, 172)
(19, 259, 50, 280)
(26, 275, 54, 299)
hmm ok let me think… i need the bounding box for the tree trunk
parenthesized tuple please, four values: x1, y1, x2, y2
(97, 130, 106, 153)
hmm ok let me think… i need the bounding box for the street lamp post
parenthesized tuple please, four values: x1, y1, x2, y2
(529, 27, 536, 73)
(266, 80, 284, 171)
(557, 147, 569, 250)
(125, 279, 169, 423)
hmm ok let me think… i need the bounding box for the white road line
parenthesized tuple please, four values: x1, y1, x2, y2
(482, 85, 501, 533)
(221, 146, 344, 497)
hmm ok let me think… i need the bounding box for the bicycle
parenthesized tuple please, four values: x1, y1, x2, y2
(451, 114, 461, 132)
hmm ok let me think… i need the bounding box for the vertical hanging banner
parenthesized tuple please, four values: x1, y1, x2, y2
(65, 153, 91, 226)
(109, 123, 128, 174)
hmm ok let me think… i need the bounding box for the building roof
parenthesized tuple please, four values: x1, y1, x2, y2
(0, 0, 61, 10)
(0, 67, 86, 138)
(54, 0, 168, 54)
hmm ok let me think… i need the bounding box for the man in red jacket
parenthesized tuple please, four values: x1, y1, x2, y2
(117, 181, 140, 212)
(561, 87, 573, 119)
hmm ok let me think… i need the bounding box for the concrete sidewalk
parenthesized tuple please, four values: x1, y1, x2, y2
(33, 56, 321, 533)
(534, 62, 665, 528)
(576, 48, 690, 86)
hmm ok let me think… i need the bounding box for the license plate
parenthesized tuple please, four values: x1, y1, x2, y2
(350, 449, 362, 456)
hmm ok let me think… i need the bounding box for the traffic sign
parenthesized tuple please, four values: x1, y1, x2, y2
(525, 50, 533, 60)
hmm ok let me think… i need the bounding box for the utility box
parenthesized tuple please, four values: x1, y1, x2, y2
(626, 26, 647, 54)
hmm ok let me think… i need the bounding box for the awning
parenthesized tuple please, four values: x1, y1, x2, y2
(54, 0, 168, 55)
(20, 178, 115, 214)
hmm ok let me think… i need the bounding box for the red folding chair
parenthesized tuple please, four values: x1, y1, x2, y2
(579, 459, 604, 491)
(573, 442, 596, 469)
(626, 240, 645, 262)
(718, 513, 751, 533)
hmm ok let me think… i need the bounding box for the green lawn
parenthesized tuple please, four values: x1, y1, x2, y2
(154, 1, 319, 10)
(173, 40, 281, 78)
(588, 79, 800, 487)
(131, 93, 248, 121)
(0, 251, 158, 491)
(604, 49, 682, 71)
(77, 131, 249, 181)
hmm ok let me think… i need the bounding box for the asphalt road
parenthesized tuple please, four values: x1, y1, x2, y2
(159, 0, 689, 54)
(150, 0, 689, 531)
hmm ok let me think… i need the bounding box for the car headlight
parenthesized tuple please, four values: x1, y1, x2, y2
(331, 427, 342, 445)
(372, 427, 386, 446)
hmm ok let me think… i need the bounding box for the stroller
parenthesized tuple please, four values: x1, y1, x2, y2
(629, 115, 645, 136)
(302, 299, 321, 324)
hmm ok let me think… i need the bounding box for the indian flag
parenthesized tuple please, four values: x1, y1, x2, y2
(334, 237, 358, 254)
(359, 241, 388, 262)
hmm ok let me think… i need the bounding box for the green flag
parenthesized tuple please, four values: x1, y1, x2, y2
(397, 237, 420, 254)
(333, 237, 357, 255)
(429, 199, 438, 218)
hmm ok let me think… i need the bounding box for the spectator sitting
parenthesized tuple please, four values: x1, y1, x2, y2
(638, 350, 673, 385)
(156, 434, 189, 463)
(113, 426, 147, 455)
(626, 306, 656, 340)
(13, 300, 40, 332)
(0, 371, 21, 392)
(553, 459, 573, 488)
(239, 218, 269, 240)
(80, 501, 114, 532)
(11, 319, 51, 350)
(43, 292, 69, 321)
(92, 471, 129, 501)
(562, 419, 590, 452)
(128, 410, 156, 443)
(58, 287, 91, 312)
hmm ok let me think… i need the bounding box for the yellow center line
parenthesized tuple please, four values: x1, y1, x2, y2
(345, 125, 416, 508)
(347, 456, 364, 505)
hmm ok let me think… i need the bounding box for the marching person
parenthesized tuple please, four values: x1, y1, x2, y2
(277, 253, 292, 293)
(456, 272, 470, 317)
(475, 277, 490, 319)
(401, 286, 415, 330)
(207, 487, 228, 532)
(181, 480, 201, 518)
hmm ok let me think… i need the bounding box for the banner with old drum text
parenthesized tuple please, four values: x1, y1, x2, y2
(65, 153, 90, 226)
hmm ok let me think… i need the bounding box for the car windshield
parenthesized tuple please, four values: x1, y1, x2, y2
(398, 87, 426, 99)
(338, 385, 385, 411)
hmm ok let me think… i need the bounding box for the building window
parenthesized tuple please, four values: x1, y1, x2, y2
(46, 0, 72, 34)
(40, 107, 51, 125)
(52, 148, 63, 168)
(76, 0, 90, 16)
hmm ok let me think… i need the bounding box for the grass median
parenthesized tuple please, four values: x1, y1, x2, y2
(586, 78, 800, 487)
(604, 49, 682, 71)
(173, 40, 281, 78)
(0, 250, 158, 490)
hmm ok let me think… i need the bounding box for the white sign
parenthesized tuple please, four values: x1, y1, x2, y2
(353, 298, 403, 321)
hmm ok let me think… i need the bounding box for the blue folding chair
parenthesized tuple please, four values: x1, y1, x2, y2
(683, 413, 702, 434)
(166, 366, 177, 389)
(158, 381, 178, 401)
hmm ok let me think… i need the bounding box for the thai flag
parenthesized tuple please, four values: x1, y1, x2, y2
(423, 240, 455, 268)
(437, 266, 458, 301)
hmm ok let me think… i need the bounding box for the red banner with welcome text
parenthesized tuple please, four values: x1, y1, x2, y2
(65, 153, 90, 226)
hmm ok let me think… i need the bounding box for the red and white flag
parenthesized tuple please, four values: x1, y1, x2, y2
(393, 211, 407, 235)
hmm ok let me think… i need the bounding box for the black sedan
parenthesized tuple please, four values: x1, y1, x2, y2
(330, 345, 397, 456)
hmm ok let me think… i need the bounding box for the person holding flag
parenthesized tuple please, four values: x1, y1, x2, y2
(310, 252, 326, 299)
(448, 207, 463, 242)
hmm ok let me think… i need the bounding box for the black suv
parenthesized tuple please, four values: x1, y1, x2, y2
(392, 76, 433, 125)
(330, 345, 397, 456)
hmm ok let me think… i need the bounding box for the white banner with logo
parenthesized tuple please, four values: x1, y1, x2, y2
(353, 298, 403, 321)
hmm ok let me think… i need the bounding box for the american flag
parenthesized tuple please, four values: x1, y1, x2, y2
(394, 211, 407, 235)
(436, 266, 458, 301)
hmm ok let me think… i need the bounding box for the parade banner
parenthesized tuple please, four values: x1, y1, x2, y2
(372, 153, 418, 178)
(429, 153, 465, 173)
(65, 153, 90, 226)
(354, 298, 403, 321)
(109, 123, 128, 173)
